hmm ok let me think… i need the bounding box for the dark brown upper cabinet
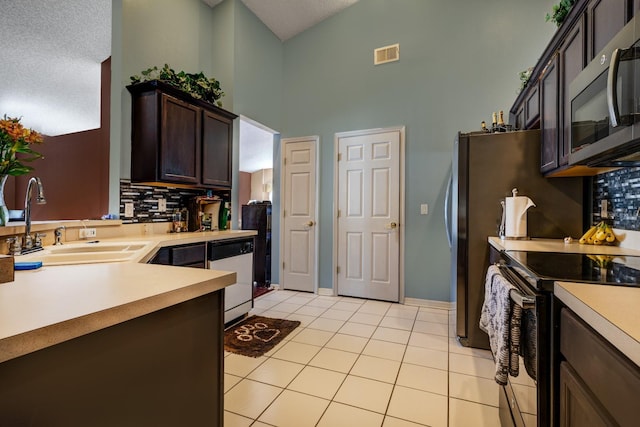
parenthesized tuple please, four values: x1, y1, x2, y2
(559, 18, 586, 167)
(540, 55, 560, 174)
(509, 0, 634, 176)
(587, 0, 630, 61)
(127, 80, 237, 189)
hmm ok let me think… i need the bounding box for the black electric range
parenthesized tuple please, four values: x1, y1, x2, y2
(504, 250, 640, 291)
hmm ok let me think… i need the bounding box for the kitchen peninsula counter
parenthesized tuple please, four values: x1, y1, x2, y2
(0, 262, 235, 363)
(0, 229, 258, 426)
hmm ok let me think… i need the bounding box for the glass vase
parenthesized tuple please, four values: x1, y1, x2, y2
(0, 175, 8, 226)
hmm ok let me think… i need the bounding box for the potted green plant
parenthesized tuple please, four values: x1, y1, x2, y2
(130, 64, 225, 107)
(546, 0, 577, 27)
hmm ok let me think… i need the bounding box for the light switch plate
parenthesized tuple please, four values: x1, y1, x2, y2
(158, 198, 167, 212)
(420, 204, 429, 215)
(124, 202, 134, 218)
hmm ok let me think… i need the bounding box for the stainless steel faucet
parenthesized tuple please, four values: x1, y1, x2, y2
(23, 177, 46, 252)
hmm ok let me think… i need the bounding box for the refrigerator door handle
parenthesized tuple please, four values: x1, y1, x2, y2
(444, 170, 453, 248)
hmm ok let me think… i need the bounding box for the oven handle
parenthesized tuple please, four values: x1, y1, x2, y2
(607, 48, 622, 128)
(495, 263, 536, 310)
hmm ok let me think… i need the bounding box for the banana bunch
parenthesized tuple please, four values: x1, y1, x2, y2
(587, 254, 614, 268)
(578, 221, 616, 245)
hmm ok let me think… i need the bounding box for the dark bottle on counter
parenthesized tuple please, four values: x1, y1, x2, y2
(491, 112, 497, 131)
(481, 121, 489, 132)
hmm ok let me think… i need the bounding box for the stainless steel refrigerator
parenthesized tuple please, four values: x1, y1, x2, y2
(448, 130, 584, 349)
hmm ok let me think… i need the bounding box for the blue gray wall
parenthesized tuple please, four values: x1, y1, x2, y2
(111, 0, 557, 302)
(280, 0, 556, 301)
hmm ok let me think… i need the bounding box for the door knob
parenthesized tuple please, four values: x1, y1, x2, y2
(305, 221, 315, 227)
(388, 221, 397, 229)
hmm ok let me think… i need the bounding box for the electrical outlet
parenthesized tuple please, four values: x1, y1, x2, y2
(420, 203, 429, 215)
(79, 228, 97, 239)
(158, 198, 167, 212)
(124, 202, 134, 218)
(600, 199, 608, 218)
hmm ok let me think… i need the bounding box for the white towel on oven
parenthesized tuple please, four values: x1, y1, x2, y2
(479, 265, 520, 385)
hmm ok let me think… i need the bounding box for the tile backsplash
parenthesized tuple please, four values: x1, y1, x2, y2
(119, 180, 206, 224)
(593, 167, 640, 230)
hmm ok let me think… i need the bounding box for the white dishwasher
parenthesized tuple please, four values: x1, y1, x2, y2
(208, 238, 254, 324)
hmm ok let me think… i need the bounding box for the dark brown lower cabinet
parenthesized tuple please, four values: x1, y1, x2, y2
(150, 242, 206, 268)
(559, 362, 616, 427)
(559, 308, 640, 427)
(0, 291, 224, 427)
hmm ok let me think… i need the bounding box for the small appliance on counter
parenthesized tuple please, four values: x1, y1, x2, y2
(188, 196, 222, 232)
(500, 188, 536, 239)
(171, 207, 189, 233)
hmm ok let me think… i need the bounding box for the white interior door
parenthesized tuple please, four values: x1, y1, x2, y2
(336, 128, 402, 302)
(281, 137, 318, 292)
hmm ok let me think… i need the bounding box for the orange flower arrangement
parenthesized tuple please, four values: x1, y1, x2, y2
(0, 115, 44, 176)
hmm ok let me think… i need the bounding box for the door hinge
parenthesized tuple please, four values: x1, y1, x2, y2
(337, 266, 341, 274)
(283, 209, 286, 217)
(337, 209, 341, 218)
(283, 157, 287, 166)
(282, 262, 285, 270)
(337, 153, 342, 161)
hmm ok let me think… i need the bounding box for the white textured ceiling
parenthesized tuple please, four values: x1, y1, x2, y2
(1, 0, 355, 137)
(241, 0, 359, 40)
(0, 0, 111, 136)
(204, 0, 359, 41)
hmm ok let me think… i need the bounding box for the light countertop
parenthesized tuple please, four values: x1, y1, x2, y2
(0, 229, 257, 363)
(555, 282, 640, 367)
(488, 236, 640, 256)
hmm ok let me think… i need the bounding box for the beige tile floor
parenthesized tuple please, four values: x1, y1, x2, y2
(224, 290, 501, 427)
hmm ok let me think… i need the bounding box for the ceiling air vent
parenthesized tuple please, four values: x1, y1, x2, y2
(374, 43, 399, 65)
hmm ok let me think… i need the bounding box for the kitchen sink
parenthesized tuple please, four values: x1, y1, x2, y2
(17, 241, 153, 266)
(46, 242, 148, 255)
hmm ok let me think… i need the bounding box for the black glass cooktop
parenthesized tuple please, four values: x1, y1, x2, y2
(505, 250, 640, 290)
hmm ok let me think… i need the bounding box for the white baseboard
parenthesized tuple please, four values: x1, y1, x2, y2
(403, 297, 455, 310)
(317, 287, 334, 296)
(274, 286, 455, 310)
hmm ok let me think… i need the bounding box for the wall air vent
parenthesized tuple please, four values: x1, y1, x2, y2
(374, 43, 399, 65)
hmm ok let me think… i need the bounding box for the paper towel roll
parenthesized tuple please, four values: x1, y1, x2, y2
(505, 196, 536, 238)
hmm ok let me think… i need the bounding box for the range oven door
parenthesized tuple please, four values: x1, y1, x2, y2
(569, 16, 640, 167)
(497, 265, 548, 427)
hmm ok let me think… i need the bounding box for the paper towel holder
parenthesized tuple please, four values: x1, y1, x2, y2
(500, 188, 536, 240)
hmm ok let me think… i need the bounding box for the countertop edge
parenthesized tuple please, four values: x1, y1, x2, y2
(0, 269, 236, 363)
(554, 282, 640, 367)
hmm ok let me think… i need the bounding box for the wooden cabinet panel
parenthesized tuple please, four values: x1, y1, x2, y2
(540, 55, 560, 173)
(587, 0, 629, 60)
(160, 95, 201, 184)
(0, 292, 225, 426)
(559, 362, 616, 427)
(202, 110, 233, 188)
(150, 243, 206, 268)
(128, 80, 237, 189)
(560, 308, 640, 427)
(559, 20, 586, 166)
(524, 83, 539, 128)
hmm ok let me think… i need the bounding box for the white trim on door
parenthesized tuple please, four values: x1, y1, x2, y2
(332, 126, 406, 302)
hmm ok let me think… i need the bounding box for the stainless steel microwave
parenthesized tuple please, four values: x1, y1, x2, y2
(569, 16, 640, 167)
